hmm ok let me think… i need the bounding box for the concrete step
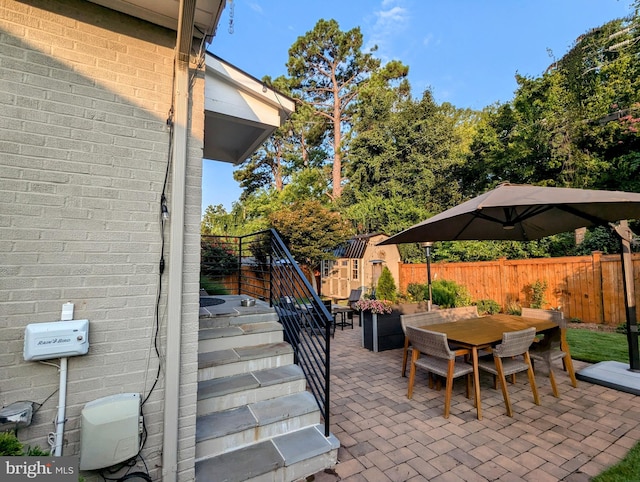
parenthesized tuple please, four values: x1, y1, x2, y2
(197, 364, 306, 415)
(195, 391, 320, 460)
(198, 321, 283, 352)
(195, 425, 339, 482)
(199, 311, 280, 330)
(198, 342, 294, 382)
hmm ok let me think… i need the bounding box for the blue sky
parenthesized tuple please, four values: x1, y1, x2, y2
(203, 0, 634, 214)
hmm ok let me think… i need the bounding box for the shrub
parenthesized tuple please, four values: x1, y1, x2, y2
(524, 279, 548, 309)
(0, 431, 23, 456)
(376, 266, 397, 302)
(475, 299, 501, 315)
(406, 282, 427, 302)
(506, 302, 522, 315)
(431, 279, 472, 308)
(200, 240, 238, 277)
(0, 431, 50, 456)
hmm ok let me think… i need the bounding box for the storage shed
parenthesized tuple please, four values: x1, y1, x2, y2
(321, 233, 401, 300)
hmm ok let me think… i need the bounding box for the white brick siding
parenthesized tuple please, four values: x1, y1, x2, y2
(0, 1, 204, 480)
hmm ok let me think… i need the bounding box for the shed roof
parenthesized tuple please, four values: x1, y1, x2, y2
(333, 233, 386, 259)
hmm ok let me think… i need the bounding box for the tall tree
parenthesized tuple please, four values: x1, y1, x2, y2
(460, 13, 640, 195)
(268, 200, 353, 269)
(286, 19, 407, 199)
(233, 133, 288, 196)
(345, 87, 470, 229)
(232, 76, 327, 198)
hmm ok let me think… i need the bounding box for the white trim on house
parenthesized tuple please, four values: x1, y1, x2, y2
(203, 54, 296, 164)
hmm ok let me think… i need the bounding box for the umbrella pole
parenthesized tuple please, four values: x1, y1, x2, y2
(612, 221, 640, 372)
(422, 243, 433, 311)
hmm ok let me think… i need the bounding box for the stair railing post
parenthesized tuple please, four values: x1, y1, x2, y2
(237, 236, 242, 295)
(325, 314, 330, 437)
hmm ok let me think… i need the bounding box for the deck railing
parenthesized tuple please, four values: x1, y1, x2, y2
(201, 230, 332, 436)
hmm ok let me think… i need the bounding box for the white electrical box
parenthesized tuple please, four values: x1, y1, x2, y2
(23, 319, 89, 361)
(79, 393, 141, 471)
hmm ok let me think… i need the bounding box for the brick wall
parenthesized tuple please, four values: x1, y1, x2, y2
(0, 1, 203, 480)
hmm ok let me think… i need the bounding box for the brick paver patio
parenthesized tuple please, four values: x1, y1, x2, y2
(311, 318, 640, 481)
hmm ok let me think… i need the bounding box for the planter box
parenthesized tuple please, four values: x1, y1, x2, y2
(361, 302, 431, 352)
(361, 311, 400, 351)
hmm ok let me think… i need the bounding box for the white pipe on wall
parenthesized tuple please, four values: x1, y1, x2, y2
(54, 357, 68, 456)
(162, 0, 193, 474)
(162, 64, 188, 480)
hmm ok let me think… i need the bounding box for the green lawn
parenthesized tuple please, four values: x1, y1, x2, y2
(566, 328, 639, 479)
(565, 329, 630, 364)
(592, 440, 640, 482)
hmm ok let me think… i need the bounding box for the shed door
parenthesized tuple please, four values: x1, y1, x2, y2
(338, 259, 350, 299)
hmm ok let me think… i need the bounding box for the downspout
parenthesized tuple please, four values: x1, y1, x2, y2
(163, 0, 196, 480)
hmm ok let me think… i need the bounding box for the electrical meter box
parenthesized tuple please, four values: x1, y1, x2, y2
(80, 393, 141, 471)
(23, 319, 89, 361)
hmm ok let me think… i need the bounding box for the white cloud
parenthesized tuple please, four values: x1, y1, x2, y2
(248, 2, 263, 14)
(366, 0, 410, 57)
(422, 33, 434, 48)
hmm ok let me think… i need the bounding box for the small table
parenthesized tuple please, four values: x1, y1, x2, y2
(332, 305, 353, 329)
(422, 314, 558, 420)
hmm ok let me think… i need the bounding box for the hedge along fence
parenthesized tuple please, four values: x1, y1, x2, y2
(399, 251, 640, 326)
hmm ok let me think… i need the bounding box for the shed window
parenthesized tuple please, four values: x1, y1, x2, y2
(322, 260, 335, 277)
(352, 259, 359, 280)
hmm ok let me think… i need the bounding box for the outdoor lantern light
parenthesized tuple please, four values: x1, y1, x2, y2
(369, 259, 384, 298)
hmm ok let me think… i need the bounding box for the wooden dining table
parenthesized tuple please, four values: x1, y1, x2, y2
(421, 313, 558, 420)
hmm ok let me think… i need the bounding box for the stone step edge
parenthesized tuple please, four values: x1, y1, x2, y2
(196, 391, 318, 442)
(198, 321, 283, 341)
(198, 342, 293, 370)
(197, 364, 305, 401)
(199, 311, 279, 324)
(194, 425, 339, 481)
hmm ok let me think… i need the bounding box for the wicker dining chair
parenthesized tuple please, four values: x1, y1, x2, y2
(406, 326, 474, 418)
(477, 327, 540, 417)
(400, 306, 479, 377)
(522, 308, 578, 396)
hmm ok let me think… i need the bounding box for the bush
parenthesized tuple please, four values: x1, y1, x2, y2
(406, 282, 427, 302)
(200, 240, 238, 277)
(376, 266, 397, 302)
(475, 299, 501, 315)
(506, 302, 522, 315)
(431, 279, 472, 308)
(0, 431, 23, 456)
(0, 431, 49, 456)
(524, 279, 548, 309)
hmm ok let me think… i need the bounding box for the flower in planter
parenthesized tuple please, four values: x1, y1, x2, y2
(354, 299, 393, 314)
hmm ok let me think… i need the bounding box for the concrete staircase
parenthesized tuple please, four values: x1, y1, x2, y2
(195, 300, 339, 482)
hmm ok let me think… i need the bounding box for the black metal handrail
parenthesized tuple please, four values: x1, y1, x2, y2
(201, 230, 332, 437)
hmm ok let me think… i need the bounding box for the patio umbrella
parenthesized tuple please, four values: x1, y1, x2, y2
(378, 183, 640, 377)
(378, 183, 640, 243)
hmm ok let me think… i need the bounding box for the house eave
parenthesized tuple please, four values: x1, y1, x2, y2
(203, 53, 296, 165)
(87, 0, 224, 39)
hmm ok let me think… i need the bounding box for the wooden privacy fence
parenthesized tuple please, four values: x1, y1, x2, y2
(399, 251, 640, 326)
